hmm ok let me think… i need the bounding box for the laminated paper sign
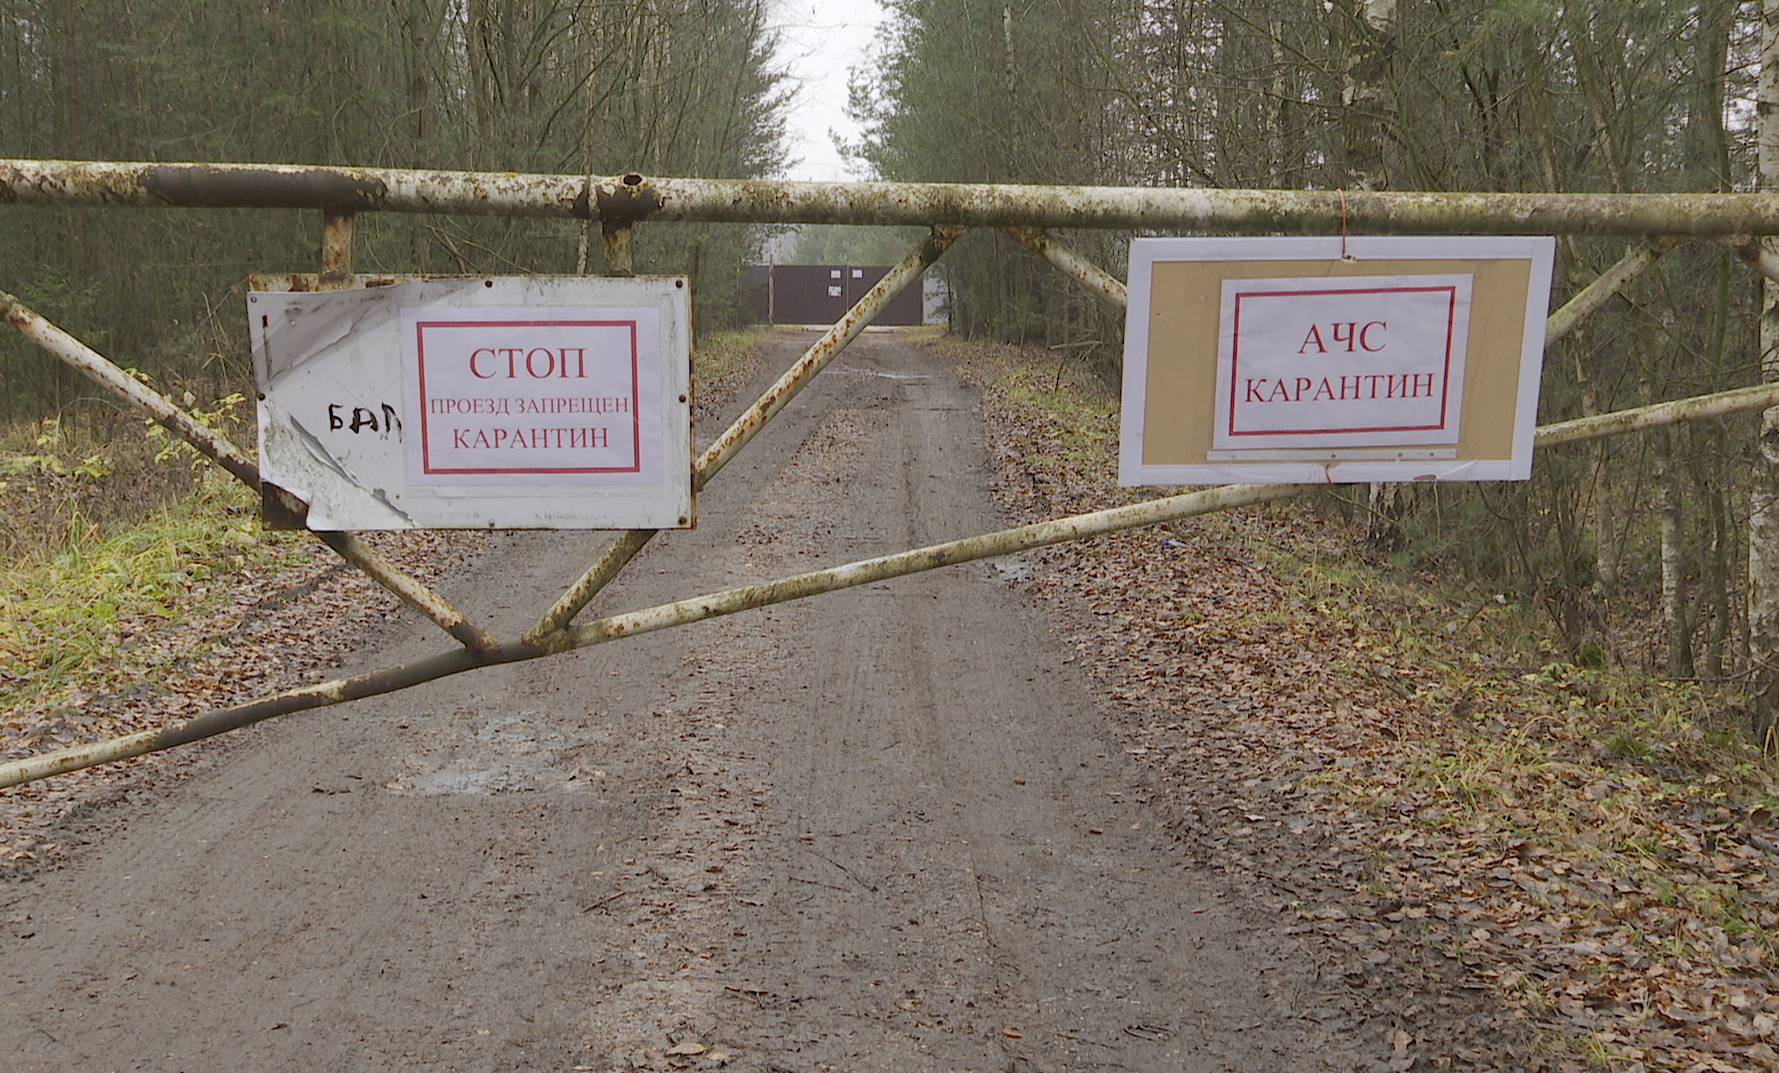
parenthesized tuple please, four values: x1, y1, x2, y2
(403, 310, 651, 484)
(1214, 274, 1472, 449)
(1120, 236, 1554, 486)
(251, 276, 692, 530)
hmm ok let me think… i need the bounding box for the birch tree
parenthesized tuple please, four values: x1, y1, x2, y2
(1750, 0, 1779, 742)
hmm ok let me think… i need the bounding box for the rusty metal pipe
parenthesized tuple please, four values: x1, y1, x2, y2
(1535, 381, 1779, 447)
(1003, 227, 1129, 310)
(0, 646, 499, 789)
(603, 221, 635, 277)
(694, 227, 960, 489)
(12, 160, 1779, 235)
(1720, 235, 1779, 284)
(1544, 238, 1682, 345)
(0, 481, 1305, 789)
(320, 211, 354, 287)
(559, 483, 1312, 649)
(521, 528, 659, 647)
(263, 493, 504, 654)
(0, 287, 261, 488)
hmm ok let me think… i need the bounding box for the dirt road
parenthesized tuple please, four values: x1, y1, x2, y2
(1, 332, 1369, 1071)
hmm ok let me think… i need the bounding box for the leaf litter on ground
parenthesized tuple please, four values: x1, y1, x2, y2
(940, 336, 1779, 1073)
(0, 463, 486, 874)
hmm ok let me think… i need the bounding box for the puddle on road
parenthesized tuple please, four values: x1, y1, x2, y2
(839, 369, 931, 381)
(398, 711, 600, 795)
(990, 555, 1038, 584)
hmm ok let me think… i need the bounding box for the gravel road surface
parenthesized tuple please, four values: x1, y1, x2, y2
(1, 332, 1360, 1071)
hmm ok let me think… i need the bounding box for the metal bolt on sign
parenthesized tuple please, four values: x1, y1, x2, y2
(5, 159, 1779, 788)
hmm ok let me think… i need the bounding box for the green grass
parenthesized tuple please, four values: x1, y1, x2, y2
(693, 325, 771, 385)
(0, 464, 301, 715)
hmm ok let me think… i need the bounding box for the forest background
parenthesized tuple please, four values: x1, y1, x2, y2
(0, 0, 1773, 728)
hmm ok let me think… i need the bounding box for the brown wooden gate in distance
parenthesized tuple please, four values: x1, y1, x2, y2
(746, 264, 925, 325)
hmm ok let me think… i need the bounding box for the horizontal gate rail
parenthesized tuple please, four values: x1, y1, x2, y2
(10, 160, 1779, 234)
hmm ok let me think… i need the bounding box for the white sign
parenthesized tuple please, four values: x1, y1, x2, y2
(251, 277, 692, 531)
(401, 309, 661, 485)
(1212, 274, 1473, 450)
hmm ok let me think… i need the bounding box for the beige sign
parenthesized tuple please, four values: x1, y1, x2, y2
(1119, 236, 1555, 486)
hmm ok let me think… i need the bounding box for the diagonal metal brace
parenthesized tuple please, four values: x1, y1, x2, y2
(1003, 227, 1129, 311)
(0, 287, 499, 656)
(1544, 238, 1682, 344)
(521, 226, 964, 649)
(693, 226, 964, 488)
(1, 287, 261, 487)
(1720, 235, 1779, 284)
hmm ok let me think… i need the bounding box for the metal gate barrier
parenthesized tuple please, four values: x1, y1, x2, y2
(5, 160, 1779, 788)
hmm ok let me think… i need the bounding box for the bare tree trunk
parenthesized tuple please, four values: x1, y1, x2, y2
(1750, 0, 1779, 743)
(402, 0, 436, 272)
(1660, 432, 1693, 676)
(1344, 0, 1407, 552)
(1267, 19, 1289, 187)
(1342, 0, 1396, 192)
(1578, 327, 1618, 604)
(1708, 481, 1732, 679)
(1699, 2, 1735, 682)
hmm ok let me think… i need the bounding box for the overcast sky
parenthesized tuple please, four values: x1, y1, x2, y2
(771, 0, 890, 182)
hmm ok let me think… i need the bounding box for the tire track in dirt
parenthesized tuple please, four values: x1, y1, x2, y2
(1, 330, 1361, 1072)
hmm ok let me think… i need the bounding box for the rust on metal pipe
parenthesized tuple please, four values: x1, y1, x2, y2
(0, 481, 1307, 789)
(138, 163, 388, 210)
(694, 227, 961, 490)
(593, 171, 665, 223)
(602, 222, 635, 277)
(261, 487, 500, 656)
(1721, 234, 1779, 285)
(522, 226, 961, 646)
(0, 644, 508, 789)
(3, 288, 500, 656)
(522, 528, 658, 647)
(320, 211, 355, 288)
(1003, 227, 1129, 310)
